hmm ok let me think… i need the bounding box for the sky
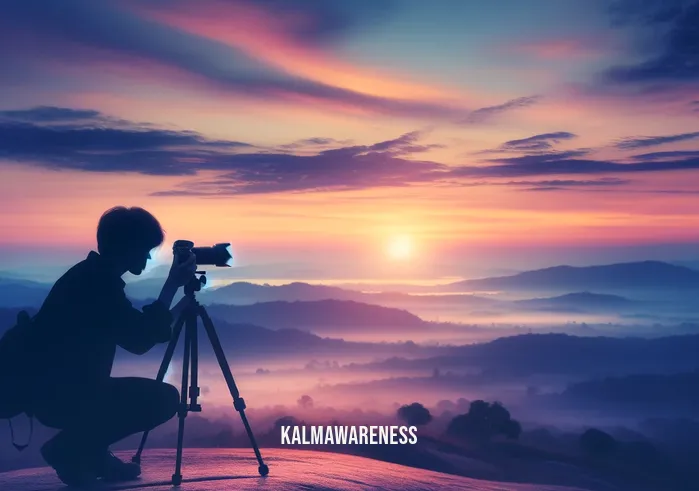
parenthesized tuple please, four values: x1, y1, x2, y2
(1, 0, 698, 282)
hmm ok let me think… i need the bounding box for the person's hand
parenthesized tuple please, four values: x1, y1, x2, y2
(166, 251, 197, 287)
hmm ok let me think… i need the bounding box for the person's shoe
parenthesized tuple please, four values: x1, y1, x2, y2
(40, 438, 98, 487)
(95, 451, 141, 482)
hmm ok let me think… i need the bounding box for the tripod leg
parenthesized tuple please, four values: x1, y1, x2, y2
(172, 311, 195, 485)
(198, 305, 269, 477)
(132, 312, 187, 464)
(189, 313, 201, 412)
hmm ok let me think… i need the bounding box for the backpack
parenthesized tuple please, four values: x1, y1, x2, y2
(0, 310, 35, 450)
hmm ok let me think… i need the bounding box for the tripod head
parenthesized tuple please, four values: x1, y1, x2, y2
(184, 271, 207, 297)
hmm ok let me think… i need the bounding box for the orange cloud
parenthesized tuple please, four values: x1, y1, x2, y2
(133, 0, 469, 103)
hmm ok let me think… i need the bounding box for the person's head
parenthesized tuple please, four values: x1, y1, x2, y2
(96, 206, 165, 275)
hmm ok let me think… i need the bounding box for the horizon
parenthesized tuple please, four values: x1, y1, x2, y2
(3, 254, 699, 286)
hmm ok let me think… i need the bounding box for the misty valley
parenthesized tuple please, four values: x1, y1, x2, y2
(2, 260, 699, 490)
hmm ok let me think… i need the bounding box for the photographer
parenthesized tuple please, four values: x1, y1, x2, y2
(27, 206, 196, 486)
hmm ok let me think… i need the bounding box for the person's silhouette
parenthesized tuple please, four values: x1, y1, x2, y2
(27, 206, 196, 486)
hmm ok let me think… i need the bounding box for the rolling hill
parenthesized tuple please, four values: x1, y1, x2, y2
(0, 278, 50, 308)
(363, 333, 699, 377)
(204, 299, 425, 332)
(200, 281, 361, 304)
(514, 292, 636, 312)
(443, 261, 699, 292)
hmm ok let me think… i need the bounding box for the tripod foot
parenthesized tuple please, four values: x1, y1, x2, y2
(172, 473, 183, 486)
(258, 464, 269, 477)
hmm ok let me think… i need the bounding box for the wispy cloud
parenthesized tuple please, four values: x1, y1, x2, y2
(0, 106, 102, 123)
(0, 0, 484, 123)
(502, 178, 629, 187)
(631, 150, 699, 160)
(0, 107, 252, 175)
(455, 151, 699, 178)
(2, 107, 698, 196)
(499, 132, 577, 152)
(460, 96, 541, 124)
(615, 132, 699, 150)
(279, 137, 355, 151)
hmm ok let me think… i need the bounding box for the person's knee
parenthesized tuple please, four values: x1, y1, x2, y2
(160, 383, 180, 421)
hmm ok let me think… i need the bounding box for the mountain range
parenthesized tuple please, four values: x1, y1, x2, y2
(3, 260, 698, 310)
(360, 333, 699, 377)
(203, 299, 425, 332)
(442, 261, 699, 292)
(514, 292, 636, 312)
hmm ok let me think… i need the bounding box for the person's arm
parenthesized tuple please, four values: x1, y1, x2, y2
(109, 290, 175, 355)
(157, 278, 179, 309)
(109, 252, 197, 354)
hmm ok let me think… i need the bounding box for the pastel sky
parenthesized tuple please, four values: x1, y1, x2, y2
(1, 0, 698, 281)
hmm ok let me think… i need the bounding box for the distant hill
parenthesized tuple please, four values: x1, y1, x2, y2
(366, 333, 699, 377)
(445, 261, 699, 292)
(204, 299, 425, 332)
(200, 281, 362, 305)
(0, 306, 438, 362)
(0, 277, 49, 307)
(367, 291, 500, 307)
(558, 371, 699, 410)
(514, 292, 635, 312)
(124, 277, 172, 300)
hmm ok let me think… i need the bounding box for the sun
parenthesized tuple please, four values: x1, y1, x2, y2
(386, 235, 413, 261)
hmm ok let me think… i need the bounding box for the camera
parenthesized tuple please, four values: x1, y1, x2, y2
(173, 239, 232, 267)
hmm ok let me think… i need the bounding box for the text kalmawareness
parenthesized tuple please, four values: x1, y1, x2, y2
(281, 425, 418, 445)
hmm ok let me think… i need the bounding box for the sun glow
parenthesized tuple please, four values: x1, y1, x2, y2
(386, 235, 413, 261)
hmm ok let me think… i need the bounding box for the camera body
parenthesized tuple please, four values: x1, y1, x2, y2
(173, 239, 232, 267)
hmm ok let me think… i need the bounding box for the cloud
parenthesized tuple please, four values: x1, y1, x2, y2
(2, 106, 698, 195)
(502, 178, 630, 187)
(279, 137, 354, 150)
(603, 1, 699, 86)
(0, 107, 102, 123)
(0, 0, 479, 123)
(0, 107, 252, 175)
(223, 0, 397, 44)
(514, 177, 631, 192)
(460, 96, 541, 124)
(0, 107, 447, 192)
(451, 151, 699, 178)
(498, 132, 577, 152)
(631, 150, 699, 160)
(137, 0, 397, 45)
(615, 132, 699, 149)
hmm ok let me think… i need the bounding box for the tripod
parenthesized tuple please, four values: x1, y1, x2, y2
(132, 272, 269, 485)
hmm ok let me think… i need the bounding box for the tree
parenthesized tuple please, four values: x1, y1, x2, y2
(397, 402, 433, 426)
(274, 416, 299, 429)
(297, 394, 314, 409)
(445, 400, 522, 443)
(502, 419, 522, 440)
(579, 428, 617, 457)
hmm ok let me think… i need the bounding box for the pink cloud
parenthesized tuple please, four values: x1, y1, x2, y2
(130, 0, 470, 103)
